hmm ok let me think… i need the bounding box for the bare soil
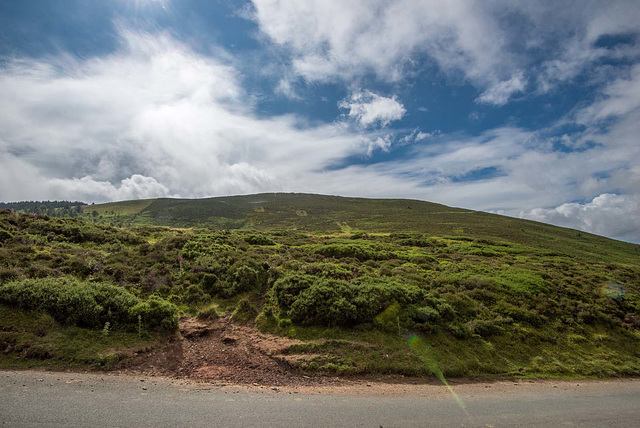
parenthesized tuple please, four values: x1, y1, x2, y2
(122, 316, 334, 387)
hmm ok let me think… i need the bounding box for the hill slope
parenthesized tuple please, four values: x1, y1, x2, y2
(84, 193, 639, 265)
(1, 194, 639, 378)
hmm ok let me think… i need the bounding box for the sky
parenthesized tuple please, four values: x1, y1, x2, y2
(0, 0, 639, 243)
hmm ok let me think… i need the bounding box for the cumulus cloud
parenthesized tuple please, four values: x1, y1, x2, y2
(251, 0, 640, 104)
(338, 91, 406, 128)
(521, 194, 640, 243)
(0, 27, 408, 204)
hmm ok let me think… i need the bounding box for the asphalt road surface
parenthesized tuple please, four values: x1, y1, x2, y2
(1, 370, 639, 427)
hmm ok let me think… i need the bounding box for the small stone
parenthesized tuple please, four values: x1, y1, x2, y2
(142, 387, 147, 391)
(271, 387, 279, 391)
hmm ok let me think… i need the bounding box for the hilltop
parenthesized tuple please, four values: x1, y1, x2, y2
(0, 193, 639, 380)
(83, 193, 639, 264)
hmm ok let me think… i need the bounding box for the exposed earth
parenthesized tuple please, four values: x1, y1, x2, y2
(120, 317, 341, 387)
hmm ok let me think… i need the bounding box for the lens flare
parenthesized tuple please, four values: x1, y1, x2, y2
(603, 281, 625, 301)
(408, 334, 468, 416)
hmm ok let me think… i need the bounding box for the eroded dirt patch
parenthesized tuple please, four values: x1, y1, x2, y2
(123, 317, 329, 386)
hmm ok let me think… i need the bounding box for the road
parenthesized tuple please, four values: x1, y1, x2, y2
(1, 370, 639, 427)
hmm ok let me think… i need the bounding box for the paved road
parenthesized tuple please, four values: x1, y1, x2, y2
(1, 370, 639, 427)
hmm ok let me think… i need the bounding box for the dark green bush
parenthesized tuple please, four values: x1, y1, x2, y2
(200, 273, 219, 294)
(210, 264, 263, 298)
(0, 277, 177, 331)
(184, 284, 208, 304)
(244, 234, 275, 246)
(350, 277, 425, 322)
(0, 228, 13, 243)
(314, 244, 386, 261)
(470, 319, 504, 337)
(130, 295, 179, 331)
(289, 280, 358, 326)
(272, 274, 317, 310)
(181, 241, 204, 260)
(414, 306, 440, 323)
(274, 274, 427, 327)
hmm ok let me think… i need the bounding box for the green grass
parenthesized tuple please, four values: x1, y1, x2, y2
(0, 305, 155, 368)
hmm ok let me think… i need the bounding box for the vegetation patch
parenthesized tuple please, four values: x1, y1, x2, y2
(0, 195, 639, 378)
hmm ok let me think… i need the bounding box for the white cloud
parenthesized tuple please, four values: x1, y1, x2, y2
(521, 194, 640, 243)
(576, 64, 640, 124)
(338, 91, 406, 128)
(0, 27, 401, 203)
(251, 0, 640, 104)
(274, 77, 301, 100)
(476, 73, 526, 106)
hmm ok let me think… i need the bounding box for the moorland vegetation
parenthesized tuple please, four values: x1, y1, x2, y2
(0, 193, 639, 378)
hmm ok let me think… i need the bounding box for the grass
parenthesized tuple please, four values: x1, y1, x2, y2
(0, 305, 155, 369)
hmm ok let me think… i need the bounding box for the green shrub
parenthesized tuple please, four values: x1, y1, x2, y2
(0, 228, 13, 243)
(350, 277, 425, 322)
(181, 241, 205, 260)
(314, 244, 386, 261)
(272, 274, 317, 310)
(184, 284, 207, 304)
(289, 280, 357, 326)
(200, 273, 219, 294)
(231, 298, 258, 324)
(209, 264, 263, 298)
(414, 306, 440, 323)
(231, 265, 261, 292)
(274, 274, 427, 327)
(470, 319, 504, 337)
(495, 301, 545, 326)
(0, 277, 177, 331)
(244, 234, 275, 246)
(130, 295, 179, 331)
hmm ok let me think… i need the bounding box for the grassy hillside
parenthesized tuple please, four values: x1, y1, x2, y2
(0, 194, 638, 378)
(84, 193, 639, 265)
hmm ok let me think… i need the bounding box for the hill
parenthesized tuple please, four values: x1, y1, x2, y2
(84, 193, 639, 265)
(0, 193, 639, 379)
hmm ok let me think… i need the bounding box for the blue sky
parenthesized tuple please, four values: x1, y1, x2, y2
(1, 0, 639, 242)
